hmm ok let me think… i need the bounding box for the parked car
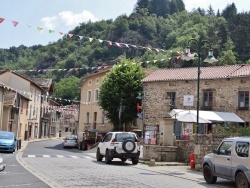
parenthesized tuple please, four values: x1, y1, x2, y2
(203, 137, 250, 188)
(0, 131, 16, 153)
(63, 135, 78, 148)
(96, 132, 140, 165)
(0, 155, 5, 172)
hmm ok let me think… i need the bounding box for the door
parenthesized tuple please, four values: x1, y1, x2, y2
(93, 112, 97, 129)
(214, 141, 233, 177)
(99, 133, 112, 155)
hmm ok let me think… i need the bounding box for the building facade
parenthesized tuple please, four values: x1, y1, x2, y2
(142, 65, 250, 134)
(78, 68, 113, 135)
(0, 70, 44, 140)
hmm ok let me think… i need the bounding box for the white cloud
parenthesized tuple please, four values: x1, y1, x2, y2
(41, 10, 98, 30)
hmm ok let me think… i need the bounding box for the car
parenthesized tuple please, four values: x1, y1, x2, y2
(0, 131, 16, 153)
(203, 137, 250, 188)
(63, 135, 78, 148)
(96, 132, 140, 165)
(0, 156, 5, 172)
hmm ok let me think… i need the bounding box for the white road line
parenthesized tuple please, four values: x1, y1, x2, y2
(70, 156, 79, 158)
(27, 155, 36, 158)
(56, 155, 64, 158)
(42, 155, 51, 158)
(0, 183, 31, 187)
(84, 156, 93, 159)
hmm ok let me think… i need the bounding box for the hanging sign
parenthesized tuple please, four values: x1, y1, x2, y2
(3, 91, 17, 106)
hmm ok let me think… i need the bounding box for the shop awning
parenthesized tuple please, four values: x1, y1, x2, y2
(170, 109, 245, 123)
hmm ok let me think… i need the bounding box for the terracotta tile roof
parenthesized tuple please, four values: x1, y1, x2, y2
(142, 65, 250, 82)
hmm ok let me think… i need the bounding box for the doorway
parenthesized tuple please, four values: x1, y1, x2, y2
(93, 112, 97, 129)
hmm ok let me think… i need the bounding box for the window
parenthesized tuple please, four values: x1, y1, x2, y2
(29, 105, 32, 119)
(26, 103, 28, 115)
(203, 90, 213, 107)
(87, 90, 91, 102)
(101, 111, 105, 124)
(238, 91, 249, 109)
(167, 92, 175, 106)
(218, 141, 233, 156)
(88, 80, 92, 86)
(86, 112, 90, 124)
(103, 133, 112, 142)
(94, 89, 99, 101)
(21, 101, 23, 114)
(51, 127, 55, 134)
(96, 78, 99, 84)
(236, 142, 249, 158)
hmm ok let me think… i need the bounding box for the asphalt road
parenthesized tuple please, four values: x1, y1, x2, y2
(0, 151, 49, 188)
(1, 139, 237, 188)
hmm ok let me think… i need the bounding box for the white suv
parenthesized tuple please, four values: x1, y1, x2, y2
(96, 132, 140, 165)
(203, 137, 250, 188)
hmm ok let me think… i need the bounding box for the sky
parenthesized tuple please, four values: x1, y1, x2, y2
(0, 0, 249, 49)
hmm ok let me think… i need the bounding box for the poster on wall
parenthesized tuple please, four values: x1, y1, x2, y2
(183, 95, 194, 106)
(143, 125, 159, 145)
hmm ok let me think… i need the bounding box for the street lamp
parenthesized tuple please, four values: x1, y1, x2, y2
(182, 39, 218, 134)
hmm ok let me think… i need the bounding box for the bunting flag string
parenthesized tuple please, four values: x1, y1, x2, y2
(0, 82, 99, 106)
(0, 16, 169, 53)
(0, 52, 183, 74)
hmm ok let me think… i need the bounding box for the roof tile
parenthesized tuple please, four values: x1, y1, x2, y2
(142, 65, 250, 82)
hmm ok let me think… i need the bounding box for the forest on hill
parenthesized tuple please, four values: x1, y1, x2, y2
(0, 0, 249, 102)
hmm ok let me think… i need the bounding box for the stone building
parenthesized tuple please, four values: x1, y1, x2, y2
(142, 64, 250, 130)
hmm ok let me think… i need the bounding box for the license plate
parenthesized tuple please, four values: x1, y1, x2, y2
(0, 146, 4, 148)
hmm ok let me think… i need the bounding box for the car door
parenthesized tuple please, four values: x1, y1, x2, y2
(214, 140, 233, 177)
(99, 133, 112, 155)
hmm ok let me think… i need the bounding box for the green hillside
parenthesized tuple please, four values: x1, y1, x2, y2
(0, 0, 249, 103)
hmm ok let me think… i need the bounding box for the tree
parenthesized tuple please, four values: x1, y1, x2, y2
(98, 59, 146, 131)
(54, 76, 81, 105)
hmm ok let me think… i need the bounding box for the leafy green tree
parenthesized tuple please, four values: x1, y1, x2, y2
(54, 76, 81, 105)
(98, 59, 146, 131)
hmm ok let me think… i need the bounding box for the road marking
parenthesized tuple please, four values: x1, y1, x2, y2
(0, 183, 31, 187)
(56, 155, 64, 158)
(27, 155, 36, 158)
(84, 156, 94, 159)
(70, 156, 79, 158)
(42, 155, 51, 158)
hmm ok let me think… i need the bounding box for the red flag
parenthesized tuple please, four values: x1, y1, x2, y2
(59, 32, 64, 35)
(0, 18, 5, 23)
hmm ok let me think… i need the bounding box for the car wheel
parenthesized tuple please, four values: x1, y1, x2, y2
(203, 165, 217, 184)
(236, 172, 249, 188)
(132, 158, 139, 165)
(122, 140, 136, 153)
(121, 158, 127, 162)
(105, 150, 112, 164)
(96, 148, 103, 162)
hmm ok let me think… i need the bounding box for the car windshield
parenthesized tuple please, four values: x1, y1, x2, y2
(0, 132, 14, 140)
(116, 133, 136, 142)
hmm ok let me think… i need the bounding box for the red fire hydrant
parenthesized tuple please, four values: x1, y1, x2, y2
(190, 153, 195, 169)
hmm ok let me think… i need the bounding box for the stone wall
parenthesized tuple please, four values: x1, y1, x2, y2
(143, 77, 250, 124)
(142, 145, 177, 162)
(174, 134, 226, 165)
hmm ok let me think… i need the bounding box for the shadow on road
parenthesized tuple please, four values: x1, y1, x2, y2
(44, 143, 82, 153)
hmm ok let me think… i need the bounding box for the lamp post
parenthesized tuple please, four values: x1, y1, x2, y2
(182, 39, 218, 134)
